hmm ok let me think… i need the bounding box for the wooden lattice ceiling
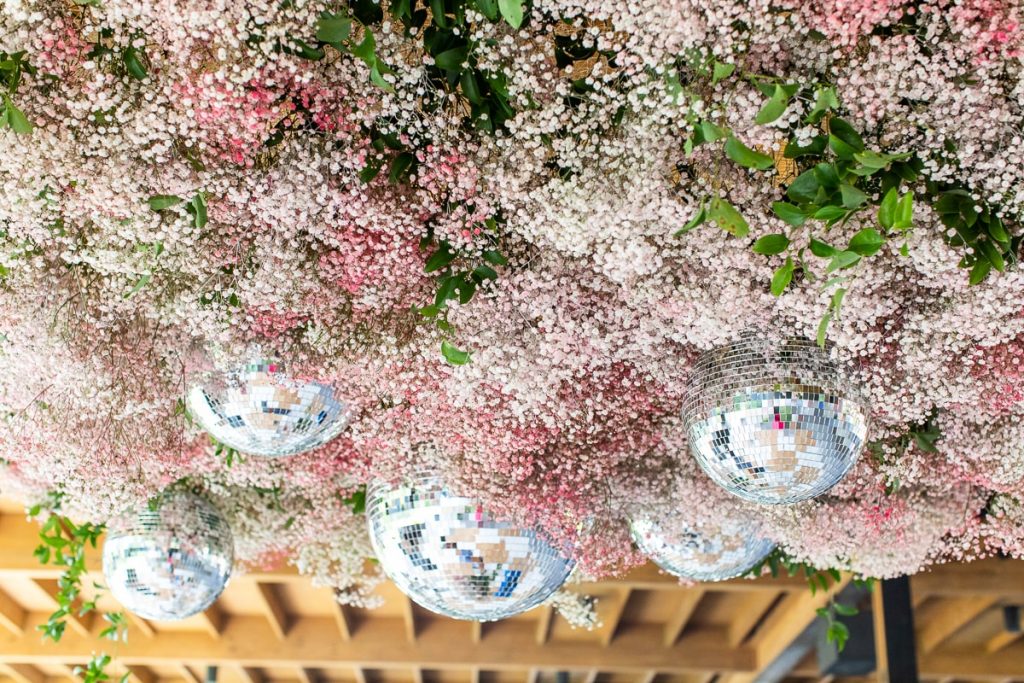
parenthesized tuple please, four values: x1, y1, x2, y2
(0, 503, 1022, 683)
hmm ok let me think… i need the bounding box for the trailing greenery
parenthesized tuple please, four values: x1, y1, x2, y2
(0, 50, 35, 134)
(744, 548, 871, 652)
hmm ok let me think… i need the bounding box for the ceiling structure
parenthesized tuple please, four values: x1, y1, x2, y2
(0, 507, 1022, 683)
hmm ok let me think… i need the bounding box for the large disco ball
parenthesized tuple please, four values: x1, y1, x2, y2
(187, 359, 352, 457)
(102, 491, 234, 621)
(630, 515, 775, 581)
(367, 472, 575, 621)
(682, 335, 869, 505)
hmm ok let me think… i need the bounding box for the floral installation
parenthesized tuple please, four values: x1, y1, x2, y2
(1, 0, 1024, 653)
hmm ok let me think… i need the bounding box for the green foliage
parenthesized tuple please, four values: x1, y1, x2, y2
(342, 485, 367, 514)
(0, 51, 37, 134)
(74, 655, 129, 683)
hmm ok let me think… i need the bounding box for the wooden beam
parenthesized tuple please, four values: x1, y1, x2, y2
(0, 665, 44, 683)
(535, 605, 553, 645)
(412, 668, 424, 683)
(985, 629, 1024, 654)
(0, 586, 26, 635)
(582, 671, 598, 683)
(352, 667, 367, 683)
(747, 575, 851, 672)
(920, 647, 1024, 679)
(256, 582, 291, 640)
(0, 614, 755, 673)
(296, 668, 315, 683)
(178, 665, 201, 683)
(401, 595, 417, 642)
(664, 590, 703, 647)
(598, 588, 632, 646)
(127, 612, 155, 638)
(199, 602, 227, 639)
(471, 620, 483, 644)
(727, 590, 779, 647)
(236, 667, 264, 683)
(330, 597, 352, 641)
(918, 596, 997, 653)
(129, 666, 158, 683)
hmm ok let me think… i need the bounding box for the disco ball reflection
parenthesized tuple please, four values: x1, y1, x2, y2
(187, 360, 351, 457)
(102, 491, 234, 621)
(630, 515, 774, 581)
(682, 336, 869, 505)
(367, 472, 574, 621)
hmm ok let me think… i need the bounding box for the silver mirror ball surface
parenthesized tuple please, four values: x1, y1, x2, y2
(683, 336, 869, 505)
(188, 360, 352, 458)
(630, 515, 775, 581)
(102, 491, 234, 621)
(367, 471, 575, 621)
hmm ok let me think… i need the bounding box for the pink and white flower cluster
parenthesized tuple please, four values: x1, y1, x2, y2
(1, 0, 1023, 602)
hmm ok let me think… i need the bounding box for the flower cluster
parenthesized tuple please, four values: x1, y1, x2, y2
(1, 0, 1023, 601)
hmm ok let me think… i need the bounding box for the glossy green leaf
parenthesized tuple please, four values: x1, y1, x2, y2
(707, 196, 749, 238)
(124, 273, 151, 299)
(316, 13, 353, 43)
(978, 239, 1006, 272)
(699, 120, 727, 143)
(724, 135, 774, 170)
(388, 151, 415, 183)
(878, 187, 898, 230)
(497, 0, 524, 28)
(460, 70, 483, 105)
(424, 246, 456, 272)
(893, 192, 913, 230)
(839, 183, 868, 209)
(147, 195, 183, 210)
(787, 169, 820, 204)
(711, 61, 735, 84)
(847, 228, 885, 256)
(482, 249, 508, 266)
(441, 340, 471, 365)
(771, 201, 806, 227)
(6, 100, 32, 134)
(122, 47, 147, 80)
(816, 311, 832, 348)
(826, 250, 861, 273)
(813, 205, 846, 221)
(969, 258, 992, 285)
(770, 257, 794, 296)
(828, 118, 865, 152)
(675, 202, 707, 236)
(752, 233, 790, 255)
(755, 84, 790, 125)
(810, 238, 838, 258)
(434, 46, 469, 71)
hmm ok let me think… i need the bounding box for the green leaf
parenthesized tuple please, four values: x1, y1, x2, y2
(708, 196, 749, 238)
(122, 46, 147, 80)
(6, 103, 32, 134)
(987, 216, 1011, 244)
(969, 258, 992, 285)
(497, 0, 524, 28)
(893, 193, 913, 230)
(848, 228, 885, 257)
(147, 195, 183, 211)
(189, 193, 208, 229)
(482, 249, 508, 266)
(878, 187, 898, 230)
(369, 62, 394, 92)
(839, 183, 868, 209)
(472, 264, 498, 281)
(316, 13, 353, 43)
(816, 311, 832, 347)
(772, 202, 806, 227)
(752, 233, 790, 255)
(699, 120, 727, 143)
(810, 238, 838, 258)
(755, 84, 790, 125)
(813, 206, 847, 221)
(771, 257, 794, 296)
(828, 118, 865, 153)
(675, 202, 707, 236)
(711, 61, 735, 85)
(806, 86, 839, 123)
(441, 340, 471, 365)
(434, 46, 469, 71)
(978, 239, 1006, 272)
(473, 0, 499, 20)
(350, 27, 377, 65)
(725, 136, 774, 170)
(826, 250, 861, 273)
(424, 246, 456, 273)
(787, 169, 820, 204)
(124, 273, 151, 299)
(388, 152, 415, 184)
(434, 275, 458, 306)
(460, 70, 483, 105)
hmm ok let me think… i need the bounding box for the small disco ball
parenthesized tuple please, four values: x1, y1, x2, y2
(630, 515, 774, 581)
(682, 335, 869, 505)
(187, 359, 352, 458)
(102, 491, 234, 621)
(367, 472, 574, 621)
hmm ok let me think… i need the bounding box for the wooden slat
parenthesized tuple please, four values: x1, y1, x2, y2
(985, 629, 1024, 653)
(352, 667, 367, 683)
(129, 665, 158, 683)
(664, 590, 704, 647)
(0, 586, 26, 635)
(296, 668, 315, 683)
(535, 605, 554, 645)
(471, 620, 484, 644)
(128, 612, 156, 638)
(256, 582, 291, 640)
(178, 665, 201, 683)
(0, 665, 44, 683)
(199, 602, 226, 639)
(0, 614, 755, 673)
(330, 597, 352, 641)
(727, 590, 780, 647)
(236, 667, 264, 683)
(598, 587, 632, 646)
(918, 596, 997, 653)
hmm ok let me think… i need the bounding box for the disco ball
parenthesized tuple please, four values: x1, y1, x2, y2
(630, 515, 775, 581)
(367, 472, 575, 621)
(187, 359, 352, 457)
(682, 335, 869, 505)
(102, 491, 234, 621)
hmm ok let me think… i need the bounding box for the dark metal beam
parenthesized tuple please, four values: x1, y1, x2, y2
(879, 576, 919, 682)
